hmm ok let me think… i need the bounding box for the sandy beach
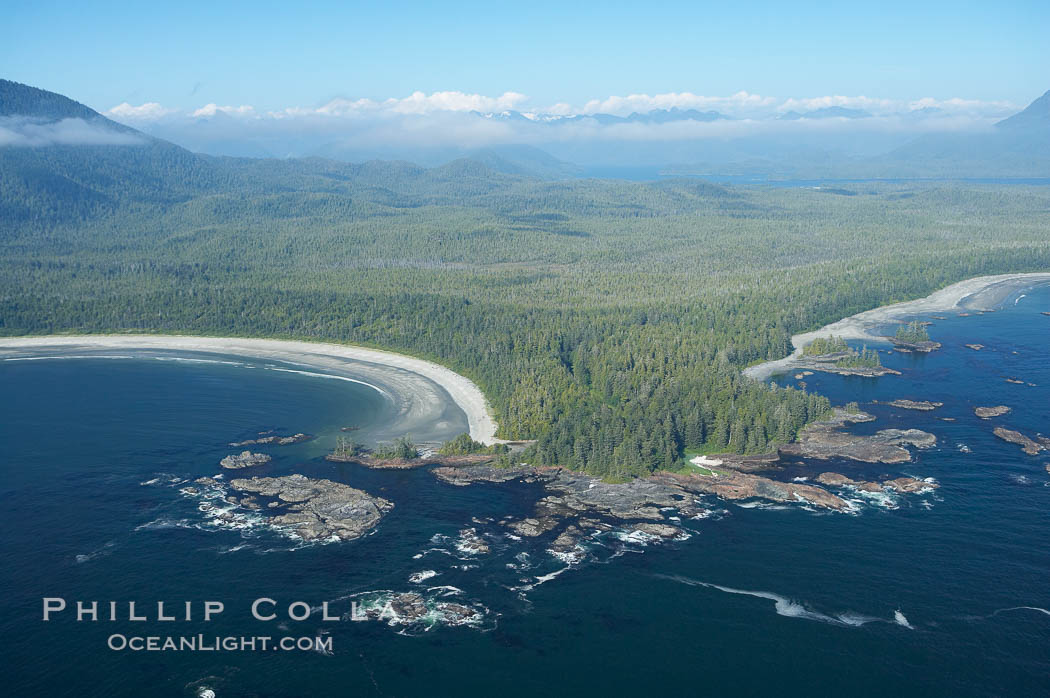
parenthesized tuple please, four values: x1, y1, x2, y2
(744, 272, 1050, 381)
(0, 335, 500, 445)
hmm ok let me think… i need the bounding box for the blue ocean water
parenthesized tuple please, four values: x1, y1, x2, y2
(2, 286, 1048, 697)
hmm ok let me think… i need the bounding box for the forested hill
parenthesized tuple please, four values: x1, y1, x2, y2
(4, 80, 1050, 479)
(0, 79, 229, 222)
(0, 78, 115, 121)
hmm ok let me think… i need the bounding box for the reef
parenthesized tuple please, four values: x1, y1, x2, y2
(228, 432, 312, 447)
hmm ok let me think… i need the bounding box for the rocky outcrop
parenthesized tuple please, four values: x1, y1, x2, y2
(433, 462, 850, 552)
(816, 472, 937, 494)
(881, 400, 943, 411)
(655, 471, 850, 511)
(355, 592, 481, 627)
(228, 474, 393, 541)
(779, 409, 935, 464)
(883, 477, 936, 493)
(455, 527, 491, 555)
(431, 464, 550, 486)
(975, 406, 1011, 419)
(993, 427, 1046, 456)
(228, 433, 312, 447)
(220, 451, 271, 469)
(507, 516, 561, 537)
(429, 406, 940, 544)
(630, 522, 682, 539)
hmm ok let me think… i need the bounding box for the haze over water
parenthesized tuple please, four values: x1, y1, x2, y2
(2, 286, 1048, 696)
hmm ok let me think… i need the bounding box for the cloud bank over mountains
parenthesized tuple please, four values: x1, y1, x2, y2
(108, 89, 1016, 122)
(98, 89, 1020, 165)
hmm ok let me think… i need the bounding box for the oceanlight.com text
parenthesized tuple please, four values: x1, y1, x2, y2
(106, 634, 333, 653)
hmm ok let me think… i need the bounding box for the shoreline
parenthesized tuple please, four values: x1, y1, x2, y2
(744, 272, 1050, 382)
(0, 334, 500, 445)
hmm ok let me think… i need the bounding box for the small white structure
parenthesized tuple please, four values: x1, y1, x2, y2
(690, 455, 724, 467)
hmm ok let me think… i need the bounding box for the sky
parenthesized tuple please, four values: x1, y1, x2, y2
(3, 0, 1049, 115)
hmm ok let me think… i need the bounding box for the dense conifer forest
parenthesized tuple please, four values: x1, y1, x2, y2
(4, 114, 1050, 477)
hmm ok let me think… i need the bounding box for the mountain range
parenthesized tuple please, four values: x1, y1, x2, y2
(1, 78, 1049, 200)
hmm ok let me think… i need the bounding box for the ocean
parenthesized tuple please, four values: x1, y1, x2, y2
(2, 285, 1049, 697)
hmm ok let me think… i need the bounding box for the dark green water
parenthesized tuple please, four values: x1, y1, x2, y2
(2, 287, 1049, 697)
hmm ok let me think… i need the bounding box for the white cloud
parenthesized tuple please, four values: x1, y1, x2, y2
(106, 102, 176, 120)
(777, 95, 896, 113)
(389, 90, 527, 114)
(579, 91, 776, 115)
(191, 103, 256, 118)
(283, 90, 529, 117)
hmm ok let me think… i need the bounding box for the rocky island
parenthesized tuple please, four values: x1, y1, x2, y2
(219, 451, 272, 469)
(879, 399, 943, 411)
(214, 474, 393, 541)
(975, 406, 1011, 419)
(993, 427, 1048, 456)
(889, 320, 941, 353)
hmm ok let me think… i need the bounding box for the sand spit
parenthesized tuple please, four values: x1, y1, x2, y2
(745, 273, 1050, 382)
(0, 335, 500, 445)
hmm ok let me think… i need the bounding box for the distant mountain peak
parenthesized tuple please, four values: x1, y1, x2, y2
(995, 90, 1050, 130)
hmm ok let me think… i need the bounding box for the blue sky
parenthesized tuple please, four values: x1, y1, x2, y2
(3, 0, 1048, 113)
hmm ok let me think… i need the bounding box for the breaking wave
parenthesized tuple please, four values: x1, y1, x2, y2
(655, 574, 909, 628)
